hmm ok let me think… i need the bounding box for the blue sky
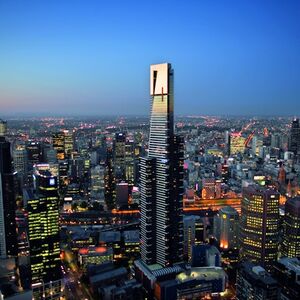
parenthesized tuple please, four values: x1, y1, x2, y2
(0, 0, 299, 116)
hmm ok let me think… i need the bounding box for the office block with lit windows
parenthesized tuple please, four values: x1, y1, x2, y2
(27, 164, 62, 299)
(282, 196, 300, 258)
(183, 215, 205, 261)
(239, 185, 279, 271)
(52, 132, 65, 160)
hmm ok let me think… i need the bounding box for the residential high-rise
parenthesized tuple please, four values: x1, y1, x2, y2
(140, 63, 184, 266)
(0, 137, 18, 257)
(288, 118, 300, 156)
(282, 196, 300, 258)
(240, 185, 279, 270)
(27, 164, 62, 298)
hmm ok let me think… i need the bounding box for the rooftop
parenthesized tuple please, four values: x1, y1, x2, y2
(177, 267, 226, 283)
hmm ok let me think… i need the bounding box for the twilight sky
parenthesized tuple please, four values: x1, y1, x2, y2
(0, 0, 299, 116)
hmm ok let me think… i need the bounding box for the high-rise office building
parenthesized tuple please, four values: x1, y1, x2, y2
(0, 137, 18, 257)
(183, 215, 205, 261)
(230, 133, 245, 155)
(125, 139, 135, 186)
(240, 185, 279, 270)
(224, 130, 231, 156)
(116, 182, 129, 208)
(114, 132, 126, 182)
(214, 206, 239, 250)
(282, 196, 300, 258)
(90, 164, 105, 199)
(42, 143, 57, 164)
(288, 118, 300, 156)
(104, 147, 116, 209)
(252, 135, 263, 156)
(27, 164, 62, 299)
(0, 119, 7, 137)
(26, 141, 42, 168)
(140, 63, 184, 266)
(58, 161, 69, 192)
(52, 132, 65, 160)
(271, 133, 281, 149)
(13, 145, 28, 183)
(63, 130, 74, 157)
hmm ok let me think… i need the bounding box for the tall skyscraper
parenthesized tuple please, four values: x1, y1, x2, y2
(0, 137, 18, 257)
(240, 185, 279, 270)
(140, 63, 184, 266)
(27, 164, 62, 298)
(288, 118, 300, 156)
(282, 196, 300, 258)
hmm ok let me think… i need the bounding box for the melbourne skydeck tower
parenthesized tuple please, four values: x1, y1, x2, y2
(140, 63, 184, 266)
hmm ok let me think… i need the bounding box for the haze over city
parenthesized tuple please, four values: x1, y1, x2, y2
(1, 0, 300, 116)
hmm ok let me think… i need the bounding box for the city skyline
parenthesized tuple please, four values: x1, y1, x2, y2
(1, 62, 300, 299)
(1, 0, 300, 116)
